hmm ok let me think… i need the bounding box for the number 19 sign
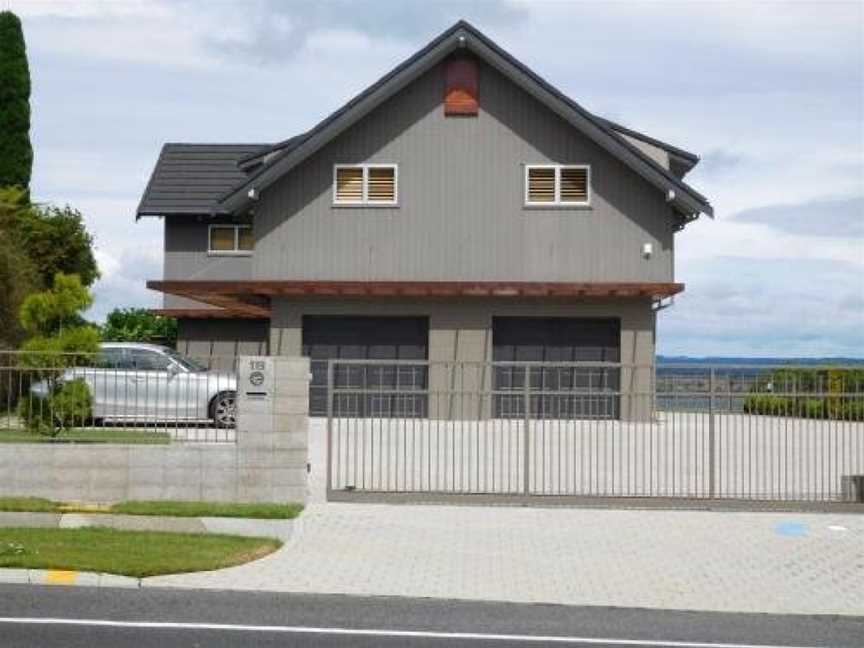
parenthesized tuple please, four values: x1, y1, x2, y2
(241, 357, 273, 400)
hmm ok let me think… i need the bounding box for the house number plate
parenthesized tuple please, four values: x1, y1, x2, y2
(240, 357, 273, 399)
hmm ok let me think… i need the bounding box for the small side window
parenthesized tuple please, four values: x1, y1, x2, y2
(208, 225, 253, 255)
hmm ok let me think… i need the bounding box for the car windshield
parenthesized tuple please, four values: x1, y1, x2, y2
(164, 350, 209, 373)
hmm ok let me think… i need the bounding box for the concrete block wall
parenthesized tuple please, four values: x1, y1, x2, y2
(0, 357, 310, 504)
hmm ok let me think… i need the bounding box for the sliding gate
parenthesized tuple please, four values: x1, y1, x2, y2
(325, 360, 864, 504)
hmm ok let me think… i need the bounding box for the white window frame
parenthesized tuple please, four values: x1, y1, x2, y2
(333, 163, 398, 206)
(207, 224, 253, 256)
(524, 164, 591, 207)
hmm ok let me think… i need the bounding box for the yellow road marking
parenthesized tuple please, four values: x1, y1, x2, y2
(44, 570, 77, 585)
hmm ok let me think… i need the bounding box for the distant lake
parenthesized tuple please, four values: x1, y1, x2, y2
(654, 357, 864, 412)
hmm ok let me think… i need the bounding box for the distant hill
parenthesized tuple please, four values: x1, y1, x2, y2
(657, 356, 864, 366)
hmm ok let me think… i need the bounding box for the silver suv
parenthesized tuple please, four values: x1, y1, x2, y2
(30, 343, 238, 428)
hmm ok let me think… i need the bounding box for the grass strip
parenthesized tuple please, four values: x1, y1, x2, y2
(0, 428, 171, 445)
(0, 527, 280, 578)
(0, 498, 303, 519)
(0, 497, 60, 513)
(111, 500, 304, 520)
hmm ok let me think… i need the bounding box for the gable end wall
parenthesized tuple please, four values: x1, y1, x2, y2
(254, 58, 676, 283)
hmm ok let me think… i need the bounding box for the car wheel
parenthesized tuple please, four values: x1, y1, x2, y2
(210, 391, 237, 429)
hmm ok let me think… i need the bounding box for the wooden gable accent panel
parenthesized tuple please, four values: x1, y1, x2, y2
(444, 57, 478, 115)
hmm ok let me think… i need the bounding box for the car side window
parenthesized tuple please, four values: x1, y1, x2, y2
(130, 350, 172, 371)
(94, 348, 129, 369)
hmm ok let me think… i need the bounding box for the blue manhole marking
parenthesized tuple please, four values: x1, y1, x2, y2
(774, 521, 809, 537)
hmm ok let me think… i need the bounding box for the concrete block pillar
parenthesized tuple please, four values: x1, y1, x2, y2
(618, 303, 656, 422)
(236, 356, 311, 503)
(428, 308, 491, 420)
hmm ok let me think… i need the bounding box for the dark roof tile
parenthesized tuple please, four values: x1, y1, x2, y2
(136, 144, 268, 217)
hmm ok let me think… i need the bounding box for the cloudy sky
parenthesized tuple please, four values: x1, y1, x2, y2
(8, 0, 864, 357)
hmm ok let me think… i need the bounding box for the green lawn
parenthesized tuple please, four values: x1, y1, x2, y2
(110, 500, 304, 520)
(0, 428, 170, 444)
(0, 527, 281, 578)
(0, 497, 303, 520)
(0, 497, 59, 513)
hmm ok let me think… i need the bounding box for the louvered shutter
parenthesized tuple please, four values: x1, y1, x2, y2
(527, 167, 556, 203)
(560, 167, 588, 203)
(367, 167, 396, 203)
(335, 167, 364, 202)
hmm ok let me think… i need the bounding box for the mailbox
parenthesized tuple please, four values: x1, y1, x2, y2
(239, 356, 274, 401)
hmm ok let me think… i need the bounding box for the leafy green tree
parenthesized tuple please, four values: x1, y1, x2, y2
(102, 307, 178, 346)
(17, 273, 100, 435)
(0, 186, 99, 288)
(0, 231, 38, 349)
(19, 272, 100, 360)
(0, 11, 32, 189)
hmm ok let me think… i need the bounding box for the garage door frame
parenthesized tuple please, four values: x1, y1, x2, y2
(302, 315, 430, 417)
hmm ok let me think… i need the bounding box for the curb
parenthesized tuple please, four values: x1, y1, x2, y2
(0, 514, 298, 589)
(0, 568, 140, 588)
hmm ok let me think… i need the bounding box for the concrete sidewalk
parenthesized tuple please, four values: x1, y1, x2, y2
(146, 502, 864, 616)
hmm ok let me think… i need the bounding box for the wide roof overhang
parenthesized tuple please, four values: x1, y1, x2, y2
(147, 280, 685, 319)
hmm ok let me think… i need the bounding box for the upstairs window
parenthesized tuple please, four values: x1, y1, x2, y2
(334, 164, 397, 205)
(525, 165, 590, 206)
(208, 224, 253, 255)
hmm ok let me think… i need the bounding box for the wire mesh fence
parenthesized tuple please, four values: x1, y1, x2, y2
(0, 348, 240, 444)
(325, 361, 864, 503)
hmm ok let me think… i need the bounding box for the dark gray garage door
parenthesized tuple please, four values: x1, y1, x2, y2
(302, 316, 429, 417)
(492, 317, 621, 419)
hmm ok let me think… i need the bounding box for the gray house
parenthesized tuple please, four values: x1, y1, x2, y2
(137, 21, 711, 418)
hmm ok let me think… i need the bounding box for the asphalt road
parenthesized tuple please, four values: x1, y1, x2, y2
(0, 584, 861, 647)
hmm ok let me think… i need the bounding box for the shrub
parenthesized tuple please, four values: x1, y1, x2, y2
(742, 372, 864, 422)
(101, 308, 177, 346)
(16, 393, 53, 436)
(17, 378, 92, 437)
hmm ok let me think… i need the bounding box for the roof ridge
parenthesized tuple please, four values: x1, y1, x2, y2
(162, 142, 270, 148)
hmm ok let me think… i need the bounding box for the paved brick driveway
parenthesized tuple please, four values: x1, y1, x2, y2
(147, 424, 864, 615)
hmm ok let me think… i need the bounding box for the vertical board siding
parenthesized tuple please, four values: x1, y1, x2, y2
(253, 58, 675, 283)
(164, 218, 253, 281)
(176, 319, 269, 359)
(163, 218, 253, 309)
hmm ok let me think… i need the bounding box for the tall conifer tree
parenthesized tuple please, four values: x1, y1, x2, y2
(0, 11, 33, 189)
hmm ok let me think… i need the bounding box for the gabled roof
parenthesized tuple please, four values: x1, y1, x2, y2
(595, 117, 700, 166)
(216, 20, 711, 218)
(136, 143, 267, 218)
(136, 21, 711, 221)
